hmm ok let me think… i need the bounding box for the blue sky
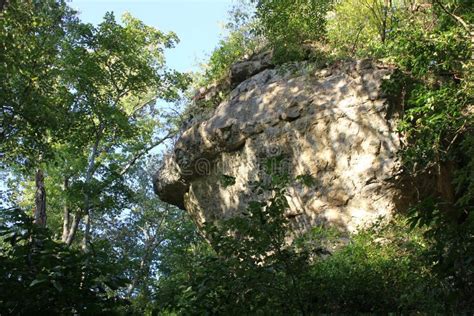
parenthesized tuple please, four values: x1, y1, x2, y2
(70, 0, 235, 73)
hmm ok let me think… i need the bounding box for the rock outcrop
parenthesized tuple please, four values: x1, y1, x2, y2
(230, 50, 274, 88)
(154, 58, 411, 233)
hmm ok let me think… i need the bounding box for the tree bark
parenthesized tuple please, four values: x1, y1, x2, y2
(82, 212, 91, 253)
(61, 177, 70, 242)
(34, 169, 47, 227)
(79, 148, 98, 251)
(65, 126, 102, 247)
(65, 213, 81, 246)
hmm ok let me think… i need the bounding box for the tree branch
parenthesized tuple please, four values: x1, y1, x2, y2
(118, 132, 175, 177)
(432, 0, 471, 32)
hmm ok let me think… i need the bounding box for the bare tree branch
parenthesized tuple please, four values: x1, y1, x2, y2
(432, 0, 471, 32)
(118, 132, 175, 176)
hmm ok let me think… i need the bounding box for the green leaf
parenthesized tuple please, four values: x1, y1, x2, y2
(52, 280, 63, 293)
(220, 174, 236, 187)
(30, 278, 47, 287)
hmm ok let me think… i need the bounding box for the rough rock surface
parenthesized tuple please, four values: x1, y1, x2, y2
(154, 59, 410, 233)
(230, 50, 274, 88)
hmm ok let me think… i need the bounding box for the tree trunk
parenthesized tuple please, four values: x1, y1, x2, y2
(34, 169, 47, 227)
(61, 208, 70, 242)
(65, 126, 102, 247)
(82, 212, 91, 253)
(65, 213, 81, 246)
(127, 242, 153, 298)
(79, 126, 102, 250)
(380, 0, 391, 43)
(126, 232, 165, 298)
(61, 177, 70, 242)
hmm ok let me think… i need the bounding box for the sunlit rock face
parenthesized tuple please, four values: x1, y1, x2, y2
(154, 59, 411, 233)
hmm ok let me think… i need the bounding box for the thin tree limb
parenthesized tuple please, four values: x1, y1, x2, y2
(118, 132, 174, 177)
(432, 0, 471, 32)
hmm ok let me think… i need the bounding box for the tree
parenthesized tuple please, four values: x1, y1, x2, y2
(327, 0, 392, 56)
(2, 2, 189, 250)
(252, 0, 333, 62)
(55, 11, 188, 250)
(1, 2, 190, 311)
(0, 0, 75, 168)
(92, 157, 197, 312)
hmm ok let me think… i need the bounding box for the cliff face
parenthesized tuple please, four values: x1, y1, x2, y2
(154, 57, 411, 233)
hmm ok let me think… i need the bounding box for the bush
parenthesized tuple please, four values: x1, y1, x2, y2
(254, 0, 332, 63)
(0, 208, 126, 314)
(306, 218, 442, 313)
(326, 0, 386, 57)
(152, 162, 454, 314)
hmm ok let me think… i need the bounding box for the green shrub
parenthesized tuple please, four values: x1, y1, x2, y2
(0, 208, 126, 314)
(199, 29, 260, 87)
(306, 218, 442, 313)
(326, 0, 388, 57)
(152, 161, 455, 314)
(253, 0, 332, 63)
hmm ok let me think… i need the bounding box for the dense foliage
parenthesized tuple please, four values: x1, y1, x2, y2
(0, 0, 75, 166)
(1, 0, 190, 313)
(151, 164, 471, 314)
(0, 0, 472, 314)
(253, 0, 332, 62)
(0, 208, 125, 314)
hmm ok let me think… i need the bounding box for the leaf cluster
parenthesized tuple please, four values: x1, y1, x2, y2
(0, 207, 126, 314)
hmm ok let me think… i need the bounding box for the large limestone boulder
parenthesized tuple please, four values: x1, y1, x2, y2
(154, 59, 411, 233)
